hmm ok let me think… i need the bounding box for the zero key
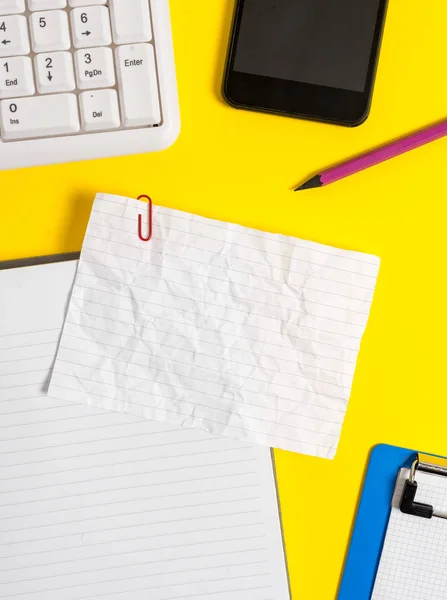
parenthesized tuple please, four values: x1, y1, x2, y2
(0, 93, 80, 140)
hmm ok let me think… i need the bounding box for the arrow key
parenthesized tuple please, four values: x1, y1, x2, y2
(0, 15, 29, 58)
(35, 51, 75, 94)
(71, 6, 112, 49)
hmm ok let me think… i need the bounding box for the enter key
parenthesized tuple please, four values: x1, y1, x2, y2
(115, 43, 161, 128)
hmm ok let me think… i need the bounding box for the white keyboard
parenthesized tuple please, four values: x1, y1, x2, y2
(0, 0, 179, 169)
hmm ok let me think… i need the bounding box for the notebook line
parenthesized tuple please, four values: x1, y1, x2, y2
(3, 568, 272, 599)
(1, 521, 266, 550)
(0, 460, 258, 496)
(0, 429, 218, 457)
(0, 395, 63, 405)
(77, 263, 371, 317)
(72, 283, 364, 341)
(5, 548, 267, 570)
(4, 559, 271, 586)
(57, 350, 349, 407)
(0, 497, 263, 534)
(0, 354, 55, 366)
(61, 332, 353, 390)
(76, 268, 369, 326)
(86, 230, 376, 287)
(82, 246, 374, 304)
(89, 216, 376, 280)
(51, 383, 337, 450)
(0, 448, 259, 480)
(0, 412, 127, 430)
(0, 404, 70, 417)
(0, 484, 261, 522)
(0, 381, 49, 392)
(0, 328, 60, 338)
(98, 197, 379, 266)
(0, 419, 151, 445)
(0, 437, 250, 467)
(64, 315, 358, 367)
(153, 584, 273, 600)
(51, 373, 341, 437)
(68, 297, 361, 354)
(91, 208, 362, 273)
(0, 367, 68, 382)
(0, 340, 60, 352)
(0, 472, 259, 508)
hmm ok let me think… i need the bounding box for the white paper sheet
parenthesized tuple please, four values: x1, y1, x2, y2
(49, 193, 380, 456)
(0, 259, 290, 600)
(372, 469, 447, 600)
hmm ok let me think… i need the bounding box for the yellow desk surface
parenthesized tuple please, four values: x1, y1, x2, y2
(1, 1, 446, 598)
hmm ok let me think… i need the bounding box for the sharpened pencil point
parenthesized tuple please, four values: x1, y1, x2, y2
(294, 174, 323, 191)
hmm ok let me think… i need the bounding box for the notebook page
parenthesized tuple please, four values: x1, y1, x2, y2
(49, 193, 380, 457)
(0, 260, 290, 600)
(372, 469, 447, 600)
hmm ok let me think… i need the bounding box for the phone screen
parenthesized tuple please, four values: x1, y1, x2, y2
(233, 0, 381, 93)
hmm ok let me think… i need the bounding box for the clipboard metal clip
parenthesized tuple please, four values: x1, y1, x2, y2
(400, 458, 447, 521)
(137, 195, 153, 242)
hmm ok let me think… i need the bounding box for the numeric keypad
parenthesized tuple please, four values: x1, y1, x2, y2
(0, 1, 162, 141)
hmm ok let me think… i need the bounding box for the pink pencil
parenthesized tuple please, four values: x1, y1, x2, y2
(295, 119, 447, 191)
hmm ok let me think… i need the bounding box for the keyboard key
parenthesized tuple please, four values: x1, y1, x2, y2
(71, 6, 112, 49)
(68, 0, 106, 6)
(80, 88, 120, 131)
(0, 93, 79, 139)
(0, 15, 29, 57)
(74, 46, 114, 90)
(0, 1, 25, 15)
(30, 10, 70, 53)
(116, 43, 160, 127)
(28, 0, 67, 10)
(0, 56, 34, 99)
(35, 51, 75, 93)
(110, 0, 152, 45)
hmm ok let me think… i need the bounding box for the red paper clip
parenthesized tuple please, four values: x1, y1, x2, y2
(137, 195, 153, 242)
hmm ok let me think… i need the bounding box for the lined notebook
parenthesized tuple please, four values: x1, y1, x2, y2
(49, 193, 380, 457)
(372, 467, 447, 600)
(0, 257, 290, 600)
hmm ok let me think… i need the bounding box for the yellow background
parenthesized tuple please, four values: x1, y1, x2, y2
(1, 1, 446, 598)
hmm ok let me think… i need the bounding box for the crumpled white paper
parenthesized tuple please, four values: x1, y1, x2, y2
(49, 193, 380, 457)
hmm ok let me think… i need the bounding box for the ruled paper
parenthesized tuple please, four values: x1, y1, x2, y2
(0, 259, 290, 600)
(49, 193, 380, 456)
(372, 469, 447, 600)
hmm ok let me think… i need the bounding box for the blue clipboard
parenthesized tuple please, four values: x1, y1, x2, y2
(337, 444, 418, 599)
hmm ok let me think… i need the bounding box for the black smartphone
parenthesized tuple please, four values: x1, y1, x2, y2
(223, 0, 388, 126)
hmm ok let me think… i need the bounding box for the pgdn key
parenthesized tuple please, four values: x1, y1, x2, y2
(0, 93, 80, 140)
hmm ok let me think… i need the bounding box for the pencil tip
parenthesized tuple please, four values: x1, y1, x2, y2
(294, 174, 323, 191)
